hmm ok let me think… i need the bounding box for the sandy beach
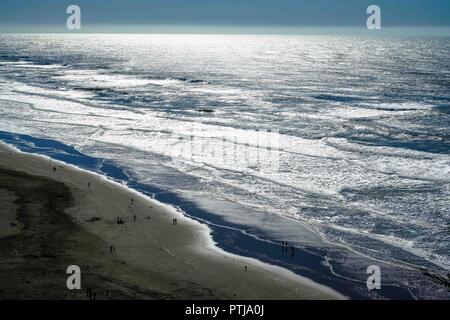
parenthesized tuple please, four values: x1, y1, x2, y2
(0, 141, 344, 300)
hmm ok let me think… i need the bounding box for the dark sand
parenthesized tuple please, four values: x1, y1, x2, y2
(0, 168, 213, 299)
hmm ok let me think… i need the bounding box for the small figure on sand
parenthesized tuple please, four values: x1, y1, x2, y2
(131, 197, 134, 205)
(281, 241, 290, 253)
(134, 215, 136, 222)
(244, 265, 248, 272)
(172, 218, 178, 225)
(53, 167, 57, 173)
(116, 217, 124, 225)
(87, 182, 91, 190)
(86, 287, 93, 300)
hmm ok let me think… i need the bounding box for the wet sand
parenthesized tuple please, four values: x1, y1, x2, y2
(0, 142, 344, 300)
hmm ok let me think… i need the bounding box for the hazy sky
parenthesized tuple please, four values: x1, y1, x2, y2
(1, 0, 449, 33)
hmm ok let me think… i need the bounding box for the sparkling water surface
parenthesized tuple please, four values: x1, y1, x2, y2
(0, 34, 449, 299)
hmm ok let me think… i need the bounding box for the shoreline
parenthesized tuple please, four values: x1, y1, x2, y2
(0, 141, 345, 299)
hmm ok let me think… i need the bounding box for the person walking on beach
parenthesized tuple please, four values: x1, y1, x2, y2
(134, 214, 136, 222)
(281, 241, 285, 252)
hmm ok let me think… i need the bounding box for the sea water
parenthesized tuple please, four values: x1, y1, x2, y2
(0, 34, 449, 299)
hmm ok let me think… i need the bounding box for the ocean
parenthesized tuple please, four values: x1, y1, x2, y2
(0, 34, 449, 299)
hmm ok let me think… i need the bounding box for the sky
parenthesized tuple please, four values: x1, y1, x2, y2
(0, 0, 449, 34)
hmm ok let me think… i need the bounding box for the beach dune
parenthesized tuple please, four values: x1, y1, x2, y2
(0, 142, 343, 300)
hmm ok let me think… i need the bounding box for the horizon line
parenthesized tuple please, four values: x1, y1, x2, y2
(1, 25, 450, 36)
